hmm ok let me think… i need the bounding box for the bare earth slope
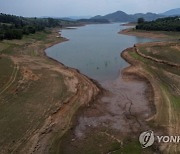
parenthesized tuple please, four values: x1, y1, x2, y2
(122, 41, 180, 153)
(0, 28, 100, 154)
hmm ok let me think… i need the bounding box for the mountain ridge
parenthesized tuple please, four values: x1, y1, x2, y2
(91, 11, 163, 22)
(161, 8, 180, 16)
(90, 8, 180, 22)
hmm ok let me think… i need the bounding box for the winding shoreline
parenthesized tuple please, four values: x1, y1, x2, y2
(28, 25, 176, 153)
(13, 28, 103, 154)
(45, 26, 159, 153)
(0, 25, 170, 154)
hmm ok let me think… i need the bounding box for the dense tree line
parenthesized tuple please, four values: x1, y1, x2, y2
(136, 16, 180, 31)
(0, 13, 63, 40)
(77, 19, 110, 23)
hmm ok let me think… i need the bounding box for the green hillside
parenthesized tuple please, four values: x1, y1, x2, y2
(136, 16, 180, 31)
(0, 13, 78, 40)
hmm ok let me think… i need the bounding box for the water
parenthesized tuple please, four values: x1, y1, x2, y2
(46, 23, 154, 81)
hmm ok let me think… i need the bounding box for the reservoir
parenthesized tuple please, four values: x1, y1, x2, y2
(46, 23, 154, 81)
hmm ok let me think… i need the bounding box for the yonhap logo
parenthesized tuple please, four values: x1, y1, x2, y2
(139, 130, 155, 148)
(139, 130, 180, 148)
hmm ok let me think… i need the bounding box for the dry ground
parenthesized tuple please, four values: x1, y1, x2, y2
(121, 41, 180, 153)
(0, 28, 100, 154)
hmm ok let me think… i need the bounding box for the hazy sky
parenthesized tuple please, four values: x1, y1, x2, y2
(0, 0, 180, 17)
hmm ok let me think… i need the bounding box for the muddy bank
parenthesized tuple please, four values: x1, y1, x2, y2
(121, 47, 158, 119)
(56, 47, 158, 153)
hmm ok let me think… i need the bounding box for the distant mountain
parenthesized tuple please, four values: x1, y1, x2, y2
(132, 13, 163, 21)
(92, 11, 134, 22)
(161, 8, 180, 16)
(91, 11, 163, 22)
(43, 8, 180, 23)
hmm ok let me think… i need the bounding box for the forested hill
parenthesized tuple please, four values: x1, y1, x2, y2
(0, 13, 77, 40)
(136, 16, 180, 31)
(91, 11, 163, 22)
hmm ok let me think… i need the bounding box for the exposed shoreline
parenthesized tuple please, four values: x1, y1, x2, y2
(121, 47, 158, 120)
(120, 28, 180, 153)
(43, 27, 104, 91)
(119, 28, 167, 152)
(28, 28, 103, 154)
(1, 27, 102, 154)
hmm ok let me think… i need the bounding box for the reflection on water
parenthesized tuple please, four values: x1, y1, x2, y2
(46, 23, 155, 81)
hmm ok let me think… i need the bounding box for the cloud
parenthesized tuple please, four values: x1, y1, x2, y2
(0, 0, 179, 17)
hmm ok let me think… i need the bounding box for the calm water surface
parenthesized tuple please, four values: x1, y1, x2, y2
(46, 23, 154, 81)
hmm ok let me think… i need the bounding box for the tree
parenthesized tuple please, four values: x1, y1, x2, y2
(136, 16, 180, 32)
(138, 18, 145, 24)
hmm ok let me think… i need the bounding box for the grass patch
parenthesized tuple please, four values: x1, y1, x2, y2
(57, 127, 155, 154)
(139, 44, 180, 64)
(0, 28, 61, 56)
(23, 31, 48, 41)
(0, 57, 15, 88)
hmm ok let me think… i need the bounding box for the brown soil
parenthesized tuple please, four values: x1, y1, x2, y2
(121, 46, 180, 153)
(0, 28, 101, 154)
(23, 36, 101, 154)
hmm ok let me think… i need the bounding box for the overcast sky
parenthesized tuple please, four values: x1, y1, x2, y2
(0, 0, 180, 17)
